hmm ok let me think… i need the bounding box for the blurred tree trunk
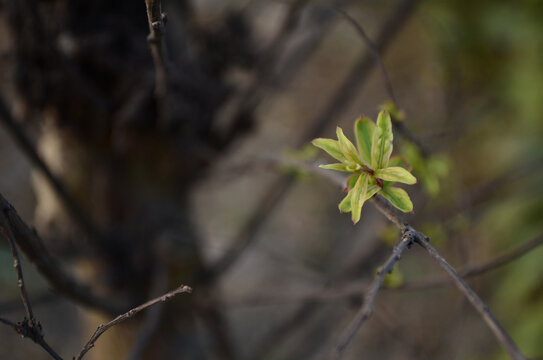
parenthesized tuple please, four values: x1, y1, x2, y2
(3, 0, 254, 358)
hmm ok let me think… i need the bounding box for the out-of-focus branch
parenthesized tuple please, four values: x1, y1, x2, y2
(216, 0, 310, 147)
(0, 193, 127, 314)
(332, 228, 415, 359)
(208, 0, 419, 283)
(18, 0, 109, 114)
(144, 0, 171, 127)
(0, 293, 57, 315)
(333, 6, 429, 157)
(0, 94, 104, 243)
(404, 232, 543, 290)
(217, 231, 543, 307)
(76, 284, 192, 360)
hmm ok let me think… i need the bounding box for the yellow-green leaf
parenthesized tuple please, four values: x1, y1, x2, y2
(338, 190, 352, 213)
(351, 173, 369, 224)
(374, 167, 417, 184)
(365, 183, 380, 200)
(312, 138, 346, 162)
(354, 117, 374, 167)
(371, 110, 393, 169)
(380, 186, 413, 213)
(318, 163, 350, 172)
(336, 127, 361, 165)
(346, 173, 360, 190)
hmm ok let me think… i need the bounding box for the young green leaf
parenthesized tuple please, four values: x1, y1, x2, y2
(312, 138, 346, 162)
(350, 173, 369, 224)
(338, 190, 352, 213)
(354, 117, 375, 166)
(365, 183, 381, 200)
(336, 127, 361, 165)
(346, 173, 360, 190)
(380, 186, 413, 213)
(374, 167, 417, 184)
(319, 163, 350, 172)
(371, 110, 393, 170)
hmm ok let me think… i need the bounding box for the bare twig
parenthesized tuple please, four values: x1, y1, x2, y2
(404, 232, 543, 290)
(0, 316, 63, 360)
(414, 236, 526, 360)
(0, 94, 104, 243)
(334, 6, 429, 157)
(303, 0, 418, 141)
(124, 265, 168, 360)
(334, 7, 398, 106)
(219, 231, 543, 307)
(0, 209, 34, 322)
(76, 284, 192, 360)
(0, 210, 62, 360)
(0, 193, 127, 314)
(0, 292, 57, 315)
(144, 0, 171, 127)
(332, 228, 415, 359)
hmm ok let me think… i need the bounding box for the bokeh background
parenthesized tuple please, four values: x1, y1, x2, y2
(0, 0, 542, 359)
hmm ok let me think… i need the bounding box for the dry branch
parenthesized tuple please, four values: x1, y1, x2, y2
(332, 228, 415, 359)
(0, 94, 104, 243)
(144, 0, 171, 127)
(0, 193, 127, 314)
(76, 284, 192, 360)
(0, 208, 63, 360)
(334, 6, 428, 156)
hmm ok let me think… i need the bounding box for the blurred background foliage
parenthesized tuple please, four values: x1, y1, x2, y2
(0, 0, 542, 359)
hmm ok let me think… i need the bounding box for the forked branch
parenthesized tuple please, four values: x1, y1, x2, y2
(332, 228, 415, 359)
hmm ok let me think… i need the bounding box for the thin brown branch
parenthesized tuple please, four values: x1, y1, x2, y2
(414, 236, 526, 360)
(144, 0, 171, 127)
(332, 228, 415, 360)
(0, 209, 63, 360)
(0, 210, 34, 322)
(124, 265, 169, 360)
(334, 6, 429, 157)
(0, 204, 63, 359)
(0, 292, 57, 315)
(76, 284, 192, 360)
(303, 0, 418, 142)
(0, 94, 104, 243)
(404, 232, 543, 290)
(0, 193, 127, 314)
(334, 7, 398, 106)
(0, 316, 63, 360)
(220, 231, 543, 307)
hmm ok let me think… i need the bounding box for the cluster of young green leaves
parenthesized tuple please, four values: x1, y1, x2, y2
(312, 110, 417, 224)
